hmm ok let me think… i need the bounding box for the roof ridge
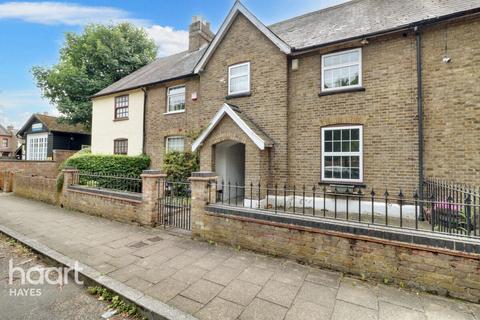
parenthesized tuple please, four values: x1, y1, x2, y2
(269, 0, 362, 28)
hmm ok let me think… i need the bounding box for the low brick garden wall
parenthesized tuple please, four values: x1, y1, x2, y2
(13, 174, 59, 205)
(9, 169, 164, 227)
(190, 173, 480, 303)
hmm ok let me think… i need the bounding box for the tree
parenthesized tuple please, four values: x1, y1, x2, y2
(32, 23, 157, 128)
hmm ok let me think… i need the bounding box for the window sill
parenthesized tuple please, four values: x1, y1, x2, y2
(226, 92, 251, 100)
(318, 180, 366, 188)
(113, 117, 129, 122)
(318, 87, 365, 97)
(164, 110, 185, 115)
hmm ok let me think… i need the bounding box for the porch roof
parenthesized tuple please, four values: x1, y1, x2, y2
(191, 103, 273, 151)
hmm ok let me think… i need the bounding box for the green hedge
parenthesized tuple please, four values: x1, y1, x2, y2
(63, 153, 150, 176)
(163, 151, 199, 182)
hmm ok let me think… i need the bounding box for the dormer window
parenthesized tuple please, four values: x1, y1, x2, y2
(321, 48, 362, 92)
(228, 62, 250, 95)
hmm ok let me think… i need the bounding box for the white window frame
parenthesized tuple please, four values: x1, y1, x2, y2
(26, 132, 48, 161)
(166, 85, 186, 114)
(165, 136, 185, 153)
(2, 138, 8, 148)
(228, 62, 250, 95)
(321, 48, 362, 92)
(321, 125, 363, 183)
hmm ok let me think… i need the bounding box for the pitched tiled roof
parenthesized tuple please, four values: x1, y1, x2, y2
(269, 0, 480, 50)
(35, 114, 90, 134)
(93, 0, 480, 97)
(17, 114, 90, 136)
(93, 47, 207, 98)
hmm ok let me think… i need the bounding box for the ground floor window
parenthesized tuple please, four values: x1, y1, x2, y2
(26, 133, 48, 161)
(321, 125, 363, 182)
(166, 136, 184, 153)
(114, 139, 128, 155)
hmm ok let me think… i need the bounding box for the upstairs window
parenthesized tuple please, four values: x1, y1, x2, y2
(115, 95, 129, 120)
(2, 138, 7, 148)
(322, 125, 363, 182)
(167, 86, 186, 113)
(166, 136, 184, 153)
(228, 62, 250, 95)
(322, 48, 362, 92)
(113, 139, 128, 155)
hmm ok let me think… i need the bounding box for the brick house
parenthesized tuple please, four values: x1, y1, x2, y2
(91, 0, 480, 195)
(0, 124, 19, 158)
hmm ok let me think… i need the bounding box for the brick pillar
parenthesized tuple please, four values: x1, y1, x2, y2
(189, 172, 217, 239)
(62, 168, 79, 193)
(141, 170, 167, 226)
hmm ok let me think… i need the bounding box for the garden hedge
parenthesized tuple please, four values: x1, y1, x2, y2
(63, 153, 150, 176)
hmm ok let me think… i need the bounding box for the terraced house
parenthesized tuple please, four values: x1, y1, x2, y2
(91, 0, 480, 196)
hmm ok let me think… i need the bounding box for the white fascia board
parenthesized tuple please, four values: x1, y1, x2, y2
(191, 103, 267, 151)
(193, 2, 291, 74)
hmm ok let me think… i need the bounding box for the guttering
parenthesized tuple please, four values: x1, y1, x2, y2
(141, 87, 148, 154)
(289, 8, 480, 55)
(415, 27, 424, 206)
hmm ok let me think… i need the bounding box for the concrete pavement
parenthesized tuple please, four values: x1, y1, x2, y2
(0, 193, 479, 320)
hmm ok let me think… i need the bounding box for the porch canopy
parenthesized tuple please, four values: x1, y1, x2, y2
(191, 103, 273, 151)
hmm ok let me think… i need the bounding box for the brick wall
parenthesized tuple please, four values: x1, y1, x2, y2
(288, 32, 419, 194)
(0, 160, 59, 178)
(422, 16, 480, 185)
(9, 169, 163, 226)
(12, 174, 58, 205)
(61, 187, 144, 224)
(144, 77, 200, 169)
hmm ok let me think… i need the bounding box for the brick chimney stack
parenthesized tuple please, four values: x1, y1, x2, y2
(7, 125, 13, 133)
(189, 16, 214, 52)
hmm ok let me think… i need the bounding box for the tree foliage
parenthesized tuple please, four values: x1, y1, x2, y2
(32, 23, 157, 128)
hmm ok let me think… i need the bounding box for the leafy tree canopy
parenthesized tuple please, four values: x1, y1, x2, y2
(33, 23, 157, 128)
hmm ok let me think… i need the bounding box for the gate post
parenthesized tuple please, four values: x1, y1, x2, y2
(141, 170, 166, 226)
(190, 172, 217, 239)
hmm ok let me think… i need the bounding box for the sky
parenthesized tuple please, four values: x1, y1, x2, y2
(0, 0, 346, 128)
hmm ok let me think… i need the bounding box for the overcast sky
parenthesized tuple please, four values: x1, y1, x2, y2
(0, 0, 346, 128)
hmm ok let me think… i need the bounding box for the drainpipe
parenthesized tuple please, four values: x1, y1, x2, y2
(415, 27, 425, 219)
(142, 87, 148, 154)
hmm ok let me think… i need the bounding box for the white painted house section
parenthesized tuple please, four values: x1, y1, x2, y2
(91, 89, 144, 156)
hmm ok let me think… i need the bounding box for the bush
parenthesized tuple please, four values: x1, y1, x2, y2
(163, 152, 199, 182)
(63, 153, 150, 176)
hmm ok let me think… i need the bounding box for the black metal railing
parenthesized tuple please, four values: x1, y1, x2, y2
(211, 180, 480, 238)
(158, 180, 191, 230)
(424, 178, 479, 236)
(73, 171, 142, 193)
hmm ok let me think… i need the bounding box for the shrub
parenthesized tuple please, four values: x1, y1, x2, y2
(63, 153, 150, 176)
(163, 152, 199, 182)
(56, 152, 150, 192)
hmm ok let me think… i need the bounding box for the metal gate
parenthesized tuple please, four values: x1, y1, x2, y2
(158, 180, 191, 230)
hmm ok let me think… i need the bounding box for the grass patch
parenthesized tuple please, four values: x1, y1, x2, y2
(87, 286, 145, 319)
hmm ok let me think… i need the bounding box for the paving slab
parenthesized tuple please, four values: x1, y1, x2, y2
(239, 298, 288, 320)
(296, 281, 338, 309)
(181, 279, 224, 304)
(285, 299, 333, 320)
(196, 297, 243, 320)
(257, 279, 300, 307)
(218, 279, 262, 306)
(379, 301, 426, 320)
(332, 300, 378, 320)
(337, 278, 379, 310)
